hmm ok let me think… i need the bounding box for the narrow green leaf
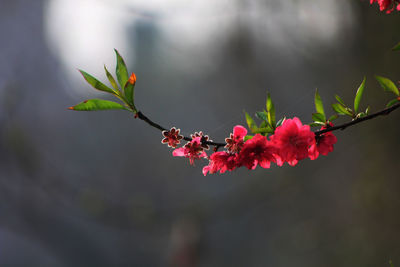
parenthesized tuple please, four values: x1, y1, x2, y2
(124, 80, 135, 106)
(276, 117, 286, 127)
(79, 70, 115, 94)
(104, 65, 119, 91)
(328, 114, 338, 122)
(244, 135, 253, 142)
(357, 112, 367, 118)
(312, 112, 325, 123)
(332, 103, 353, 116)
(386, 98, 399, 108)
(309, 122, 325, 127)
(335, 95, 346, 106)
(259, 120, 267, 128)
(68, 99, 127, 111)
(392, 41, 400, 51)
(365, 106, 370, 115)
(245, 112, 257, 132)
(252, 127, 274, 134)
(114, 49, 129, 88)
(266, 93, 276, 127)
(375, 75, 400, 96)
(255, 111, 267, 122)
(354, 76, 366, 113)
(314, 89, 326, 120)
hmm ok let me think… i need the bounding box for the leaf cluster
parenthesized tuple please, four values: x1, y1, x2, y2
(69, 50, 137, 113)
(245, 93, 285, 139)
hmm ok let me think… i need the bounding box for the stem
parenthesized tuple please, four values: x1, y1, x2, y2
(136, 102, 400, 148)
(136, 111, 226, 147)
(315, 102, 400, 136)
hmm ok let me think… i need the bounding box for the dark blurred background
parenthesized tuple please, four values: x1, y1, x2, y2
(0, 0, 399, 266)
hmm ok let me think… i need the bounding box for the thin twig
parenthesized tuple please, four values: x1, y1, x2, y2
(136, 102, 400, 148)
(315, 102, 400, 136)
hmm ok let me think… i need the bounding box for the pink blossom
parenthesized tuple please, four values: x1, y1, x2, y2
(309, 123, 337, 160)
(225, 125, 248, 153)
(270, 117, 315, 166)
(237, 134, 277, 170)
(370, 0, 398, 13)
(161, 127, 183, 148)
(191, 131, 212, 150)
(202, 151, 238, 176)
(173, 137, 207, 165)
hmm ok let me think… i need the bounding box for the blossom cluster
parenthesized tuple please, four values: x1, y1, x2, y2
(162, 118, 337, 176)
(370, 0, 400, 13)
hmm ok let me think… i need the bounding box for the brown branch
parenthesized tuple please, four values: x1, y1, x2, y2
(136, 111, 226, 147)
(136, 102, 400, 148)
(315, 102, 400, 136)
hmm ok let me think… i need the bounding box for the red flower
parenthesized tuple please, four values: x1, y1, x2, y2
(370, 0, 398, 13)
(225, 125, 247, 153)
(202, 151, 238, 176)
(308, 123, 337, 160)
(172, 137, 207, 165)
(237, 134, 277, 170)
(161, 127, 183, 148)
(191, 131, 212, 150)
(270, 117, 315, 166)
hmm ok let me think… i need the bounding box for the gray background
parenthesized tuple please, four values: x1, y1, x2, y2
(0, 0, 399, 266)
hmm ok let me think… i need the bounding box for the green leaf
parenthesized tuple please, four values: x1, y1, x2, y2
(309, 122, 325, 127)
(314, 89, 326, 120)
(276, 117, 286, 127)
(375, 75, 400, 96)
(312, 112, 325, 123)
(104, 65, 119, 91)
(123, 80, 135, 106)
(328, 114, 338, 122)
(79, 70, 115, 94)
(357, 112, 367, 118)
(386, 98, 399, 108)
(252, 127, 274, 134)
(365, 106, 370, 115)
(335, 95, 346, 106)
(255, 111, 267, 122)
(392, 41, 400, 51)
(259, 120, 267, 128)
(114, 49, 129, 88)
(332, 103, 353, 116)
(354, 76, 366, 113)
(68, 99, 127, 111)
(245, 112, 257, 132)
(244, 135, 254, 142)
(266, 93, 276, 127)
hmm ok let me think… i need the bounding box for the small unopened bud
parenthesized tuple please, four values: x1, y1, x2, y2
(128, 72, 136, 85)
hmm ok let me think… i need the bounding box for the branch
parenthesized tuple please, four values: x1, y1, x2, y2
(137, 102, 400, 148)
(315, 102, 400, 136)
(136, 111, 226, 148)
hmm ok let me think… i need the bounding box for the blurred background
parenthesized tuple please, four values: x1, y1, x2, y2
(0, 0, 399, 266)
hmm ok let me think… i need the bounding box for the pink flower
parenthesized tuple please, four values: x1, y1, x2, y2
(191, 131, 212, 150)
(270, 117, 315, 166)
(202, 151, 238, 176)
(161, 127, 183, 148)
(172, 137, 207, 165)
(225, 125, 247, 153)
(237, 134, 277, 170)
(308, 123, 337, 160)
(370, 0, 397, 13)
